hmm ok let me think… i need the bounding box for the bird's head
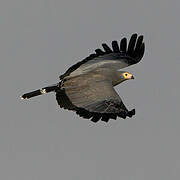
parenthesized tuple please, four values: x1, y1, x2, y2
(120, 71, 134, 80)
(113, 71, 134, 86)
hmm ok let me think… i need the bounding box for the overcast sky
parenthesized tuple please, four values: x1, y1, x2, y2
(0, 0, 180, 180)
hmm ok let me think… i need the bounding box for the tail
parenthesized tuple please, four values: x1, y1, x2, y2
(20, 84, 59, 100)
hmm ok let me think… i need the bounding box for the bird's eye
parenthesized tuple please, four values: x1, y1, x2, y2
(125, 73, 128, 76)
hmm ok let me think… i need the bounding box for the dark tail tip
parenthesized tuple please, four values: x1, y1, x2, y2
(20, 89, 44, 99)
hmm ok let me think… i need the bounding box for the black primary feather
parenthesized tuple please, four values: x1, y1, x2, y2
(102, 43, 113, 53)
(112, 40, 120, 53)
(95, 49, 105, 55)
(120, 37, 127, 53)
(134, 35, 144, 57)
(127, 34, 137, 56)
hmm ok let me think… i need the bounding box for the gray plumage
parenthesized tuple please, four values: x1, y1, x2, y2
(21, 34, 145, 123)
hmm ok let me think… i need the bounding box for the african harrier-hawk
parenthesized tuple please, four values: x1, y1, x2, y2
(21, 34, 145, 123)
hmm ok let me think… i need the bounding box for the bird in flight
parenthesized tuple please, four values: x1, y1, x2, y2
(21, 34, 145, 123)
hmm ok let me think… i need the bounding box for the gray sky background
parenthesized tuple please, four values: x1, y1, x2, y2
(0, 0, 180, 179)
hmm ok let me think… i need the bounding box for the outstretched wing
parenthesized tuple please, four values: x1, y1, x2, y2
(56, 72, 135, 122)
(60, 34, 145, 79)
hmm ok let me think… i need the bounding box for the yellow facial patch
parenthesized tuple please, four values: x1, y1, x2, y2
(122, 72, 133, 79)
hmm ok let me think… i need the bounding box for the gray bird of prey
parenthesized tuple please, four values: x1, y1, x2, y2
(21, 34, 145, 123)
